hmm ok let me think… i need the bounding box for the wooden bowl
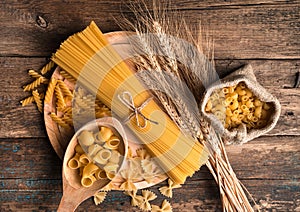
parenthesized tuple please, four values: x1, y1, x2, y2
(44, 32, 168, 191)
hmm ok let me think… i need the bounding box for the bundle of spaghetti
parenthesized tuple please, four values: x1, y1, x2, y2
(52, 21, 208, 184)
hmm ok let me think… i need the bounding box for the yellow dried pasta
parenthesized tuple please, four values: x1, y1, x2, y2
(61, 115, 73, 126)
(94, 191, 107, 205)
(68, 153, 81, 169)
(119, 170, 137, 191)
(44, 78, 57, 104)
(20, 93, 44, 107)
(159, 179, 181, 198)
(151, 199, 172, 212)
(205, 82, 272, 130)
(59, 70, 76, 82)
(136, 148, 151, 160)
(68, 127, 124, 188)
(124, 190, 144, 207)
(28, 69, 43, 78)
(57, 80, 73, 99)
(49, 112, 71, 129)
(55, 86, 66, 110)
(40, 61, 55, 75)
(23, 76, 48, 91)
(32, 90, 43, 113)
(138, 190, 157, 211)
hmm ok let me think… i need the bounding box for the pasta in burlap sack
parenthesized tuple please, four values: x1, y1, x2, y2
(200, 64, 281, 145)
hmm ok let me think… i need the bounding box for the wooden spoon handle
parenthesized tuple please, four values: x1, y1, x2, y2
(58, 194, 81, 212)
(57, 185, 93, 212)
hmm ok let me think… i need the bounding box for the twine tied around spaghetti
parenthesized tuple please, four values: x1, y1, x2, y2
(118, 91, 158, 128)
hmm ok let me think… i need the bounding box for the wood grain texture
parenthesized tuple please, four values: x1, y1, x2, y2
(0, 0, 299, 211)
(0, 1, 299, 59)
(1, 57, 299, 138)
(0, 136, 299, 211)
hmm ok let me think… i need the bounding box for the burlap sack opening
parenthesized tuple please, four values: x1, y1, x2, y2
(200, 64, 281, 145)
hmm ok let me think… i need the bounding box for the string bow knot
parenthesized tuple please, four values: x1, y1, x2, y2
(118, 91, 158, 128)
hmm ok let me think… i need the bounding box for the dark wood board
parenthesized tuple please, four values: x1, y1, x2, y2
(0, 57, 299, 138)
(0, 1, 299, 59)
(0, 136, 299, 211)
(0, 0, 299, 211)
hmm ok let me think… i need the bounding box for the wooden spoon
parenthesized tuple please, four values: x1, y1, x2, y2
(58, 117, 128, 211)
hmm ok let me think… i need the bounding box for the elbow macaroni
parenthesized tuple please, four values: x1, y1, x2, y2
(205, 82, 273, 130)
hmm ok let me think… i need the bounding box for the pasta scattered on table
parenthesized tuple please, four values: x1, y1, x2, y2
(23, 76, 48, 92)
(40, 60, 55, 75)
(151, 199, 172, 212)
(159, 179, 181, 198)
(93, 191, 107, 205)
(32, 90, 43, 113)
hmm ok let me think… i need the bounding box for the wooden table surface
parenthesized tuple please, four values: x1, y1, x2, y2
(0, 0, 299, 211)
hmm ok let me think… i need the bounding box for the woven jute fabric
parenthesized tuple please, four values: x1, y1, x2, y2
(200, 64, 281, 145)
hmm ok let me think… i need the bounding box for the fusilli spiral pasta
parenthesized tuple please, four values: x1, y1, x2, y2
(23, 76, 48, 91)
(40, 61, 55, 75)
(32, 90, 43, 113)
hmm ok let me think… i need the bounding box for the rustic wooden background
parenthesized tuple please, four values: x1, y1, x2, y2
(0, 0, 299, 211)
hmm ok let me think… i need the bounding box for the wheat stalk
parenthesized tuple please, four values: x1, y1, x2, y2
(121, 1, 256, 211)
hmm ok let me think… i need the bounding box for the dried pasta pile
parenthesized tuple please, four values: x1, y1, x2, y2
(68, 128, 123, 187)
(20, 61, 55, 111)
(22, 63, 177, 210)
(205, 82, 273, 130)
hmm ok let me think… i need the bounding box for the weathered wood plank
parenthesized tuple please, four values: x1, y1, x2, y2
(0, 57, 299, 138)
(0, 1, 299, 59)
(0, 136, 298, 181)
(0, 179, 298, 211)
(0, 136, 299, 210)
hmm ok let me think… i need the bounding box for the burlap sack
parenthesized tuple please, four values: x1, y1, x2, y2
(200, 64, 281, 145)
